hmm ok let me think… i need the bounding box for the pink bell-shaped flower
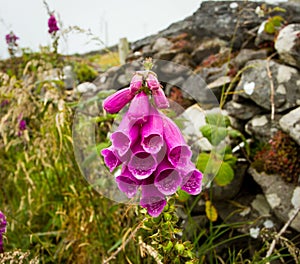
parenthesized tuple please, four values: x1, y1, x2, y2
(103, 88, 134, 114)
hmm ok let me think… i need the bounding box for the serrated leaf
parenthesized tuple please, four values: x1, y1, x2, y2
(205, 200, 218, 222)
(214, 162, 234, 186)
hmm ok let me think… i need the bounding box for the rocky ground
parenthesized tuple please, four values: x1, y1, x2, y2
(75, 0, 300, 259)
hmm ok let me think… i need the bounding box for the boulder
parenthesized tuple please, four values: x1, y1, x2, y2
(225, 101, 262, 120)
(234, 59, 300, 112)
(245, 114, 282, 142)
(279, 107, 300, 145)
(275, 23, 300, 69)
(249, 167, 300, 232)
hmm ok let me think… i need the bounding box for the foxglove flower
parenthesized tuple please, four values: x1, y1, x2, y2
(127, 91, 150, 123)
(146, 72, 160, 90)
(162, 115, 192, 168)
(19, 119, 26, 131)
(141, 106, 164, 154)
(116, 166, 141, 198)
(130, 73, 143, 94)
(152, 88, 169, 109)
(103, 88, 134, 114)
(5, 32, 18, 45)
(110, 113, 139, 157)
(154, 159, 182, 195)
(48, 14, 59, 34)
(179, 163, 203, 195)
(128, 143, 157, 180)
(101, 59, 203, 217)
(140, 179, 166, 217)
(0, 211, 6, 253)
(101, 147, 121, 172)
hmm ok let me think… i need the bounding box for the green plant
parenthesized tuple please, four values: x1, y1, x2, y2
(197, 113, 248, 187)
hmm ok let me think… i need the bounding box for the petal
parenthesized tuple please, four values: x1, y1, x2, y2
(101, 147, 121, 172)
(128, 144, 157, 180)
(161, 115, 192, 167)
(111, 113, 140, 157)
(154, 158, 182, 195)
(127, 91, 150, 123)
(181, 169, 203, 195)
(146, 72, 160, 90)
(130, 73, 143, 94)
(103, 88, 134, 114)
(152, 88, 169, 109)
(155, 168, 182, 195)
(116, 167, 141, 198)
(141, 106, 164, 154)
(140, 184, 166, 217)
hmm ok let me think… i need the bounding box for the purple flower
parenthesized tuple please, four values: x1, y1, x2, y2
(146, 72, 160, 90)
(140, 181, 166, 217)
(141, 106, 164, 154)
(161, 115, 192, 168)
(19, 119, 26, 131)
(101, 146, 121, 172)
(0, 211, 7, 253)
(127, 91, 150, 124)
(5, 32, 19, 45)
(154, 159, 182, 195)
(179, 163, 203, 195)
(48, 14, 59, 34)
(152, 88, 169, 109)
(129, 73, 143, 94)
(128, 143, 157, 180)
(116, 166, 141, 198)
(103, 88, 135, 114)
(0, 100, 9, 108)
(100, 62, 203, 217)
(110, 113, 139, 158)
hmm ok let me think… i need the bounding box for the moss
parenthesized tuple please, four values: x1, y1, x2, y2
(253, 131, 300, 184)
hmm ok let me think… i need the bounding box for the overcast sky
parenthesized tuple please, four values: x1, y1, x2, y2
(0, 0, 203, 58)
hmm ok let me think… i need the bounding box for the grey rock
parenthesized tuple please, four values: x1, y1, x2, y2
(279, 106, 300, 145)
(179, 104, 212, 152)
(245, 114, 281, 142)
(249, 167, 300, 232)
(180, 74, 219, 108)
(152, 37, 173, 53)
(235, 59, 300, 112)
(76, 82, 97, 94)
(131, 1, 300, 52)
(231, 49, 268, 69)
(225, 101, 262, 120)
(191, 38, 227, 64)
(275, 23, 300, 69)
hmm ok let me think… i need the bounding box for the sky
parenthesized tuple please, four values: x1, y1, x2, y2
(0, 0, 202, 59)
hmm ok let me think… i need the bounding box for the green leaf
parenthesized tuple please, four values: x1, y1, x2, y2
(264, 21, 275, 34)
(223, 154, 237, 168)
(214, 162, 234, 186)
(200, 125, 228, 146)
(271, 16, 285, 27)
(205, 113, 230, 127)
